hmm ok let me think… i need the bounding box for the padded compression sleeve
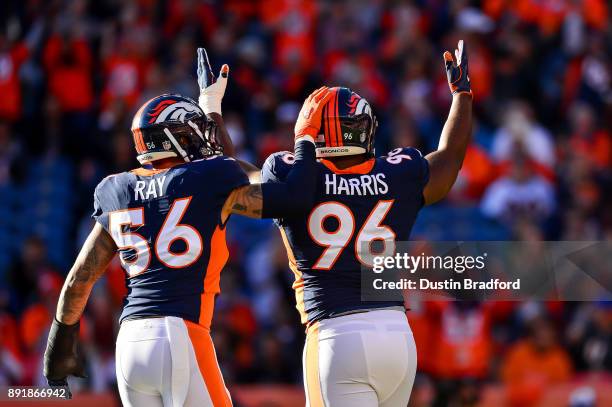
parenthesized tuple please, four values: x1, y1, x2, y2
(261, 139, 317, 218)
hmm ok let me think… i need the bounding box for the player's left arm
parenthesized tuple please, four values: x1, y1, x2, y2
(197, 47, 261, 181)
(222, 183, 264, 219)
(43, 222, 117, 392)
(221, 86, 332, 222)
(423, 40, 473, 205)
(221, 138, 317, 221)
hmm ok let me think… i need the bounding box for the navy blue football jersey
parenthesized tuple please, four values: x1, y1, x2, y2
(92, 156, 248, 327)
(262, 147, 429, 324)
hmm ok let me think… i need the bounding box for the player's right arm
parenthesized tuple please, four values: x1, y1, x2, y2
(43, 222, 117, 395)
(423, 40, 473, 205)
(221, 87, 332, 222)
(54, 223, 117, 324)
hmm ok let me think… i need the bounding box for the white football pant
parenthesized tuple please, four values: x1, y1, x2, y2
(115, 316, 232, 407)
(303, 309, 417, 407)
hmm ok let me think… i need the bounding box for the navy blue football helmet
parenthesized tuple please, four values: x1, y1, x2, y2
(131, 94, 222, 164)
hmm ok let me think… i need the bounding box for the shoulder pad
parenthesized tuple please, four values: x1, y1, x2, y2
(380, 147, 429, 185)
(262, 151, 295, 183)
(94, 171, 128, 195)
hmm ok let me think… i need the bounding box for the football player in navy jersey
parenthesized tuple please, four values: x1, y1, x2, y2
(43, 49, 332, 406)
(261, 41, 473, 406)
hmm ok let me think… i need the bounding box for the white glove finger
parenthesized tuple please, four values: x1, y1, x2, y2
(214, 66, 229, 94)
(199, 66, 229, 115)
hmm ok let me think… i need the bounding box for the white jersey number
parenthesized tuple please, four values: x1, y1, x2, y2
(109, 197, 203, 277)
(386, 147, 412, 164)
(307, 200, 396, 269)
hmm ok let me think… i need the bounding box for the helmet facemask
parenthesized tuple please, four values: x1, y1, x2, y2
(136, 117, 223, 164)
(180, 117, 223, 160)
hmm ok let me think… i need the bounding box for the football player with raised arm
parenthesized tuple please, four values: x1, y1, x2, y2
(42, 50, 332, 406)
(261, 41, 473, 406)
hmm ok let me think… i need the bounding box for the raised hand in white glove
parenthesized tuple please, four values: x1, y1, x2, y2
(197, 47, 229, 115)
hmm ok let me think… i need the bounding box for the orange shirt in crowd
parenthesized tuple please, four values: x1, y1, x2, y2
(260, 0, 317, 73)
(570, 130, 612, 169)
(454, 144, 498, 200)
(483, 0, 608, 34)
(19, 303, 51, 352)
(502, 340, 573, 383)
(101, 55, 144, 110)
(467, 45, 493, 103)
(408, 300, 515, 376)
(429, 303, 492, 379)
(0, 43, 29, 121)
(0, 313, 21, 359)
(43, 36, 94, 112)
(502, 339, 572, 405)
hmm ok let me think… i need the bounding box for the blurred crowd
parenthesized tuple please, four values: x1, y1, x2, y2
(0, 0, 610, 406)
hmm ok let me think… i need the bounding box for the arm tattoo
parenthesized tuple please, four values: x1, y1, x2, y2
(56, 223, 116, 325)
(233, 185, 263, 216)
(223, 184, 264, 221)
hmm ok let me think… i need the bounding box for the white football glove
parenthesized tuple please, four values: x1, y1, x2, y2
(197, 47, 229, 115)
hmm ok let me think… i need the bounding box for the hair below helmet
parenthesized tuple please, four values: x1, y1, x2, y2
(131, 94, 223, 164)
(315, 87, 377, 158)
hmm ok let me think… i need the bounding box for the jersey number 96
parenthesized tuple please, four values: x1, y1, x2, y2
(307, 200, 396, 269)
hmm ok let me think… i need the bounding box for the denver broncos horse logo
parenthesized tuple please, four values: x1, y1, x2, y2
(346, 92, 371, 117)
(147, 100, 202, 124)
(347, 93, 360, 115)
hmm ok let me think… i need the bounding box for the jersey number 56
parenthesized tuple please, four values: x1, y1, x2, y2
(108, 197, 202, 277)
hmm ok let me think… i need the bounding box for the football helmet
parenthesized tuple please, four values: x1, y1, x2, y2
(316, 87, 377, 157)
(131, 94, 222, 164)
